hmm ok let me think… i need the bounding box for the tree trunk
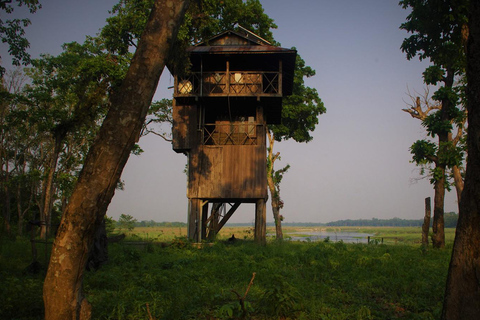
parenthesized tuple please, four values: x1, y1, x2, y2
(432, 169, 446, 248)
(2, 183, 11, 235)
(43, 1, 190, 319)
(432, 69, 456, 249)
(442, 3, 480, 318)
(40, 134, 63, 239)
(266, 130, 283, 240)
(0, 95, 10, 236)
(422, 197, 431, 247)
(86, 218, 108, 271)
(267, 173, 283, 240)
(272, 203, 283, 239)
(2, 159, 11, 235)
(452, 164, 464, 206)
(16, 185, 24, 236)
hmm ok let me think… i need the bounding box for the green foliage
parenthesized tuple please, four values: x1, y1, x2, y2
(86, 241, 452, 319)
(432, 86, 459, 108)
(422, 112, 452, 137)
(410, 139, 464, 184)
(259, 274, 303, 318)
(399, 0, 468, 70)
(105, 216, 116, 234)
(0, 230, 454, 319)
(101, 0, 277, 55)
(117, 213, 137, 231)
(101, 0, 277, 75)
(410, 139, 437, 164)
(0, 0, 41, 77)
(142, 98, 173, 140)
(270, 54, 326, 143)
(444, 212, 458, 228)
(1, 29, 133, 235)
(183, 0, 277, 44)
(422, 65, 445, 85)
(437, 141, 464, 167)
(400, 0, 468, 197)
(0, 275, 44, 319)
(100, 0, 154, 55)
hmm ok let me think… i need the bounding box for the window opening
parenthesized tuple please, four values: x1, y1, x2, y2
(202, 104, 257, 145)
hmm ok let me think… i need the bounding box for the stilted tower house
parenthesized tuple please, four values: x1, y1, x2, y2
(172, 28, 296, 243)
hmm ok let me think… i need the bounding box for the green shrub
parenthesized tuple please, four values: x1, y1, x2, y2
(1, 229, 452, 319)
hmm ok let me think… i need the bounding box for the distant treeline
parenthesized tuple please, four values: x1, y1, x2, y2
(133, 221, 187, 228)
(324, 212, 458, 228)
(128, 213, 458, 229)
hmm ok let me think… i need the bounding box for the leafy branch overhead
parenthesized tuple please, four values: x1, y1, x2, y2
(0, 0, 42, 77)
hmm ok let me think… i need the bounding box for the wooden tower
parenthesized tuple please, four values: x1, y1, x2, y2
(172, 27, 296, 243)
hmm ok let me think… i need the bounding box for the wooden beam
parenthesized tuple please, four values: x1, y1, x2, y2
(187, 199, 199, 240)
(226, 60, 230, 93)
(255, 199, 266, 245)
(217, 202, 241, 232)
(207, 202, 222, 240)
(201, 201, 208, 240)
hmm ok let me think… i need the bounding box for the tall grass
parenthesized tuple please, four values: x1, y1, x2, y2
(0, 227, 452, 319)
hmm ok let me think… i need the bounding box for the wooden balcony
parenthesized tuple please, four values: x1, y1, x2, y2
(203, 120, 258, 145)
(175, 71, 282, 98)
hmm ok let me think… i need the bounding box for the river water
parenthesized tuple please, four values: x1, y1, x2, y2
(286, 231, 375, 244)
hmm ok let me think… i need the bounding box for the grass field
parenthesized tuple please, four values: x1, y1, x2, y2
(0, 226, 456, 319)
(122, 225, 456, 245)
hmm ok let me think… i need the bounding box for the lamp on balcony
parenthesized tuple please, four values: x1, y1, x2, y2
(234, 73, 242, 83)
(178, 80, 193, 94)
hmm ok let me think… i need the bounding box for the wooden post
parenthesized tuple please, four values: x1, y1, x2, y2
(278, 60, 283, 95)
(226, 60, 230, 94)
(188, 199, 200, 241)
(201, 201, 208, 240)
(422, 197, 431, 246)
(255, 199, 266, 245)
(207, 203, 221, 240)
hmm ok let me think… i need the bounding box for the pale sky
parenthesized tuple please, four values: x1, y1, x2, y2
(2, 0, 459, 224)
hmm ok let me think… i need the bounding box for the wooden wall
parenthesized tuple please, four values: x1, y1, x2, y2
(187, 143, 267, 199)
(172, 102, 196, 152)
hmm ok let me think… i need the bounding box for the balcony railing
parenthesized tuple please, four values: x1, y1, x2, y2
(203, 121, 257, 145)
(175, 71, 280, 97)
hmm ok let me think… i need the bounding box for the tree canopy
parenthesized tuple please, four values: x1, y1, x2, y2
(0, 0, 41, 77)
(400, 0, 468, 248)
(270, 53, 325, 143)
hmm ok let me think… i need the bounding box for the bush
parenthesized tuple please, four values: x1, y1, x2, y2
(0, 231, 452, 319)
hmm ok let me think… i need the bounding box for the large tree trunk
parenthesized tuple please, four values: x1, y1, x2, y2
(42, 1, 190, 319)
(452, 164, 464, 206)
(432, 169, 446, 248)
(442, 2, 480, 318)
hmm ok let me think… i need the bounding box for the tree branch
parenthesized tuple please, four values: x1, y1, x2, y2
(402, 87, 441, 120)
(143, 129, 172, 142)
